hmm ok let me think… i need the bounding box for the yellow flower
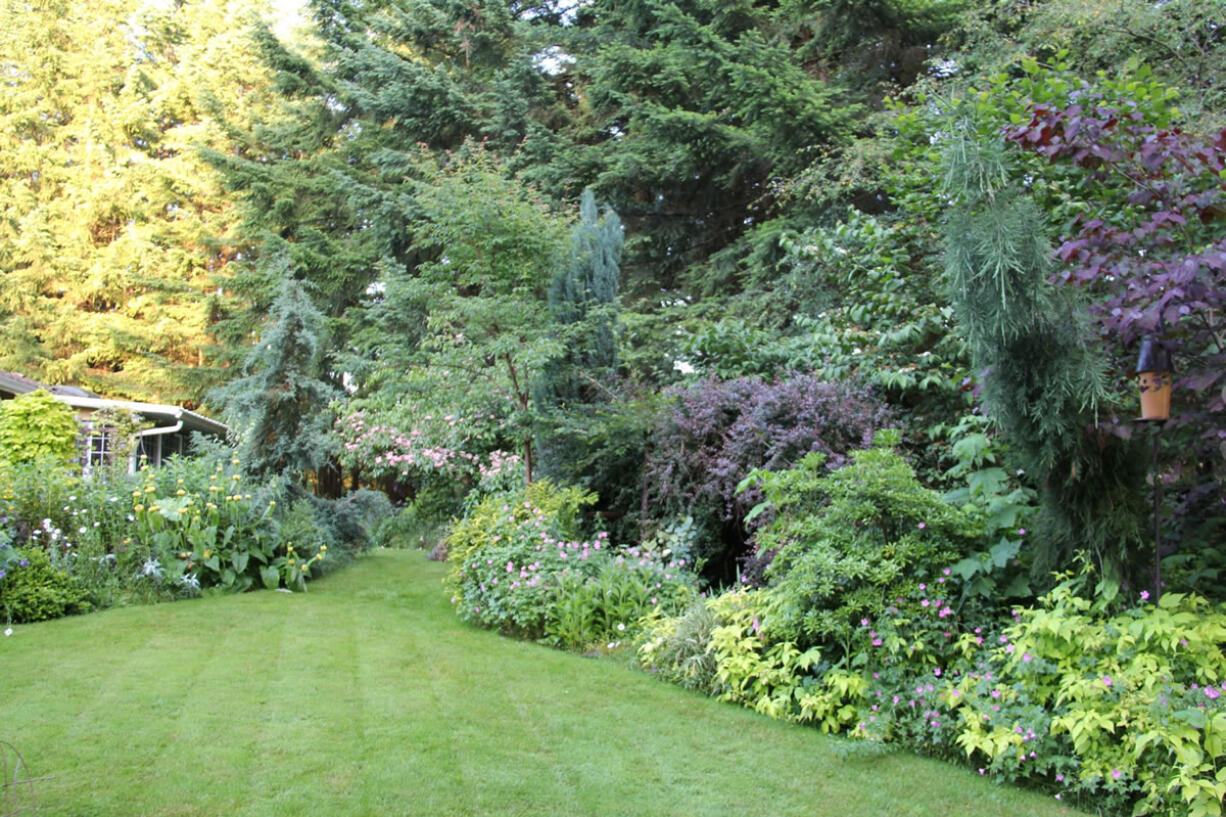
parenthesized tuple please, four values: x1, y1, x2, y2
(206, 502, 217, 510)
(231, 474, 241, 481)
(300, 564, 309, 572)
(244, 494, 251, 500)
(268, 500, 276, 507)
(134, 504, 144, 512)
(145, 486, 156, 494)
(203, 549, 212, 558)
(176, 489, 186, 496)
(320, 545, 327, 552)
(131, 490, 141, 498)
(288, 558, 295, 565)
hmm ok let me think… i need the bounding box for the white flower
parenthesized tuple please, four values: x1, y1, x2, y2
(139, 558, 164, 579)
(179, 572, 200, 590)
(616, 623, 626, 632)
(3, 628, 11, 637)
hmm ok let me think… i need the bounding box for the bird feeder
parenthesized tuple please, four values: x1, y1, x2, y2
(1135, 335, 1172, 421)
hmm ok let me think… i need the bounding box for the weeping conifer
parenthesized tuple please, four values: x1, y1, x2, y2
(942, 133, 1147, 587)
(213, 265, 338, 480)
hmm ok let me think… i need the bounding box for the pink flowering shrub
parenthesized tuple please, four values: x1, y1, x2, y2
(336, 410, 523, 511)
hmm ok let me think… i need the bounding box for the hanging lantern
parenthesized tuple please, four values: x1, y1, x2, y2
(1135, 335, 1173, 421)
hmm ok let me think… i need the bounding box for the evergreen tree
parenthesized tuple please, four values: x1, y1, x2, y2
(213, 268, 338, 479)
(0, 0, 278, 402)
(942, 130, 1147, 586)
(543, 189, 622, 402)
(534, 188, 622, 480)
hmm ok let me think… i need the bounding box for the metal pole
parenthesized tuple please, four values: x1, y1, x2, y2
(1152, 424, 1162, 603)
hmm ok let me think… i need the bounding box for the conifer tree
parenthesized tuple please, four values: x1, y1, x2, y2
(942, 131, 1147, 586)
(534, 189, 623, 480)
(0, 0, 278, 402)
(213, 268, 338, 479)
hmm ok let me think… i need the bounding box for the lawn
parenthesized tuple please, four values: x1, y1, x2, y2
(1, 551, 1081, 817)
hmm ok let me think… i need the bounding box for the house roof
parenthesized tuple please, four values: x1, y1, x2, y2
(0, 370, 99, 398)
(0, 370, 227, 436)
(57, 395, 229, 437)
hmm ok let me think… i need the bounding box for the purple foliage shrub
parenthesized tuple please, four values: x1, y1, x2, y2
(643, 374, 891, 573)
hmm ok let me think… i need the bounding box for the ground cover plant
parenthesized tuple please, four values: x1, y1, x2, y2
(0, 551, 1081, 817)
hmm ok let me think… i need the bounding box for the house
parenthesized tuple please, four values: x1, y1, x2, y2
(0, 371, 228, 471)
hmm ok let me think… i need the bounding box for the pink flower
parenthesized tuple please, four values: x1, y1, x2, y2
(1111, 769, 1122, 780)
(1140, 590, 1150, 601)
(917, 522, 926, 530)
(1022, 653, 1032, 663)
(1102, 676, 1113, 687)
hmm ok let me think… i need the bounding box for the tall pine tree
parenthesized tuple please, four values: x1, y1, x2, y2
(0, 0, 279, 402)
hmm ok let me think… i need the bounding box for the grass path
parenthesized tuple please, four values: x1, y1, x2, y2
(1, 551, 1080, 816)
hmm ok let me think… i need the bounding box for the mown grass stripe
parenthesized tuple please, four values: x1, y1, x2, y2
(0, 551, 1081, 817)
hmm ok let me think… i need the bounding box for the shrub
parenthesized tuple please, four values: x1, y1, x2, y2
(0, 390, 79, 466)
(446, 480, 698, 647)
(0, 546, 90, 623)
(746, 430, 980, 651)
(306, 489, 391, 556)
(375, 502, 446, 550)
(445, 479, 594, 577)
(643, 374, 890, 577)
(543, 553, 699, 651)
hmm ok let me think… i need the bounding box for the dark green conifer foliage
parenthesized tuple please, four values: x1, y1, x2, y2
(942, 132, 1146, 586)
(214, 267, 338, 479)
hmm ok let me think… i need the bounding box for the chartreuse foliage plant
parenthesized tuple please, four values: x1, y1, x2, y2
(0, 389, 78, 466)
(641, 559, 1226, 817)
